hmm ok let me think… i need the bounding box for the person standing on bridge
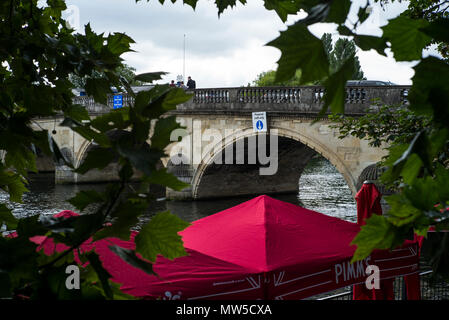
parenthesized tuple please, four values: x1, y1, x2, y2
(187, 76, 196, 89)
(179, 81, 187, 90)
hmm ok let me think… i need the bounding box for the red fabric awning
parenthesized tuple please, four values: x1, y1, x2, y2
(31, 196, 420, 300)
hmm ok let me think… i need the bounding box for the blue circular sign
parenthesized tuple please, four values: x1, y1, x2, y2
(256, 120, 263, 130)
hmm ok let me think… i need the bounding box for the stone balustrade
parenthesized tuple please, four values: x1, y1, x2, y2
(73, 85, 411, 116)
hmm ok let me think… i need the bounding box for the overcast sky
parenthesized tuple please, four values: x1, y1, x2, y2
(63, 0, 435, 88)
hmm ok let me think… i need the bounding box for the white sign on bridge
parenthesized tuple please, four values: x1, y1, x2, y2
(252, 112, 267, 133)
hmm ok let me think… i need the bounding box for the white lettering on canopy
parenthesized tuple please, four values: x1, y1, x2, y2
(334, 257, 371, 284)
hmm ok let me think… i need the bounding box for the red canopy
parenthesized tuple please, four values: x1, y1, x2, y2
(32, 196, 420, 300)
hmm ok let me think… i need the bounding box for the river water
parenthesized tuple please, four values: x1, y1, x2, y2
(0, 156, 357, 225)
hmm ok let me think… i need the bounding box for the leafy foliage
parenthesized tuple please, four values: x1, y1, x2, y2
(382, 15, 432, 61)
(323, 5, 449, 278)
(267, 23, 329, 84)
(322, 33, 365, 80)
(329, 103, 432, 148)
(0, 0, 192, 300)
(253, 33, 365, 90)
(69, 64, 145, 89)
(135, 211, 190, 262)
(252, 70, 305, 86)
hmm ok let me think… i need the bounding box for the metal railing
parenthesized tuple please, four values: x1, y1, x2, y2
(316, 270, 449, 300)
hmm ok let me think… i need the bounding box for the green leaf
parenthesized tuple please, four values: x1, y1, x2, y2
(150, 116, 182, 150)
(146, 168, 189, 191)
(116, 141, 163, 176)
(354, 35, 387, 56)
(267, 23, 329, 83)
(33, 131, 53, 157)
(135, 211, 190, 262)
(71, 126, 111, 148)
(134, 72, 167, 83)
(94, 200, 146, 241)
(134, 85, 170, 118)
(129, 110, 151, 142)
(16, 215, 48, 238)
(90, 108, 130, 133)
(75, 147, 116, 174)
(400, 153, 422, 185)
(409, 57, 449, 125)
(420, 18, 449, 43)
(382, 15, 431, 61)
(351, 214, 395, 262)
(215, 0, 246, 16)
(62, 213, 105, 246)
(263, 0, 303, 22)
(392, 131, 432, 177)
(68, 190, 105, 211)
(0, 204, 17, 230)
(0, 237, 40, 289)
(4, 147, 37, 176)
(108, 245, 155, 276)
(434, 164, 449, 201)
(322, 55, 356, 114)
(380, 143, 408, 185)
(107, 33, 135, 56)
(86, 252, 113, 299)
(356, 5, 369, 24)
(327, 0, 351, 25)
(337, 25, 353, 36)
(183, 0, 199, 10)
(64, 104, 90, 122)
(385, 193, 424, 226)
(0, 170, 29, 203)
(109, 281, 135, 300)
(393, 131, 432, 173)
(161, 88, 194, 111)
(295, 0, 350, 26)
(429, 128, 449, 159)
(85, 78, 113, 105)
(118, 161, 134, 182)
(60, 118, 111, 147)
(134, 90, 152, 113)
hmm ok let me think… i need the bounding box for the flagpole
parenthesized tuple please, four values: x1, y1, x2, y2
(183, 34, 186, 83)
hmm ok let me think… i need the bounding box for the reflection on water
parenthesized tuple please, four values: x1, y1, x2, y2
(0, 156, 357, 225)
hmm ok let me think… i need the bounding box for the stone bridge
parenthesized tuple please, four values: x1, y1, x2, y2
(31, 85, 410, 200)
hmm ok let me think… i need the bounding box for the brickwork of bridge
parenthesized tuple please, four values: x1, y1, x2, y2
(31, 85, 410, 199)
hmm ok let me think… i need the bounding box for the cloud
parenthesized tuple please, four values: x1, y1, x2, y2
(358, 50, 416, 84)
(66, 0, 418, 87)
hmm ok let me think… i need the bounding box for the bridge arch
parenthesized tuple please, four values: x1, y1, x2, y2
(191, 126, 357, 199)
(74, 130, 137, 183)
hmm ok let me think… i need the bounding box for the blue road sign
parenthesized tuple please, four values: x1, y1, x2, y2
(252, 112, 267, 132)
(113, 94, 123, 109)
